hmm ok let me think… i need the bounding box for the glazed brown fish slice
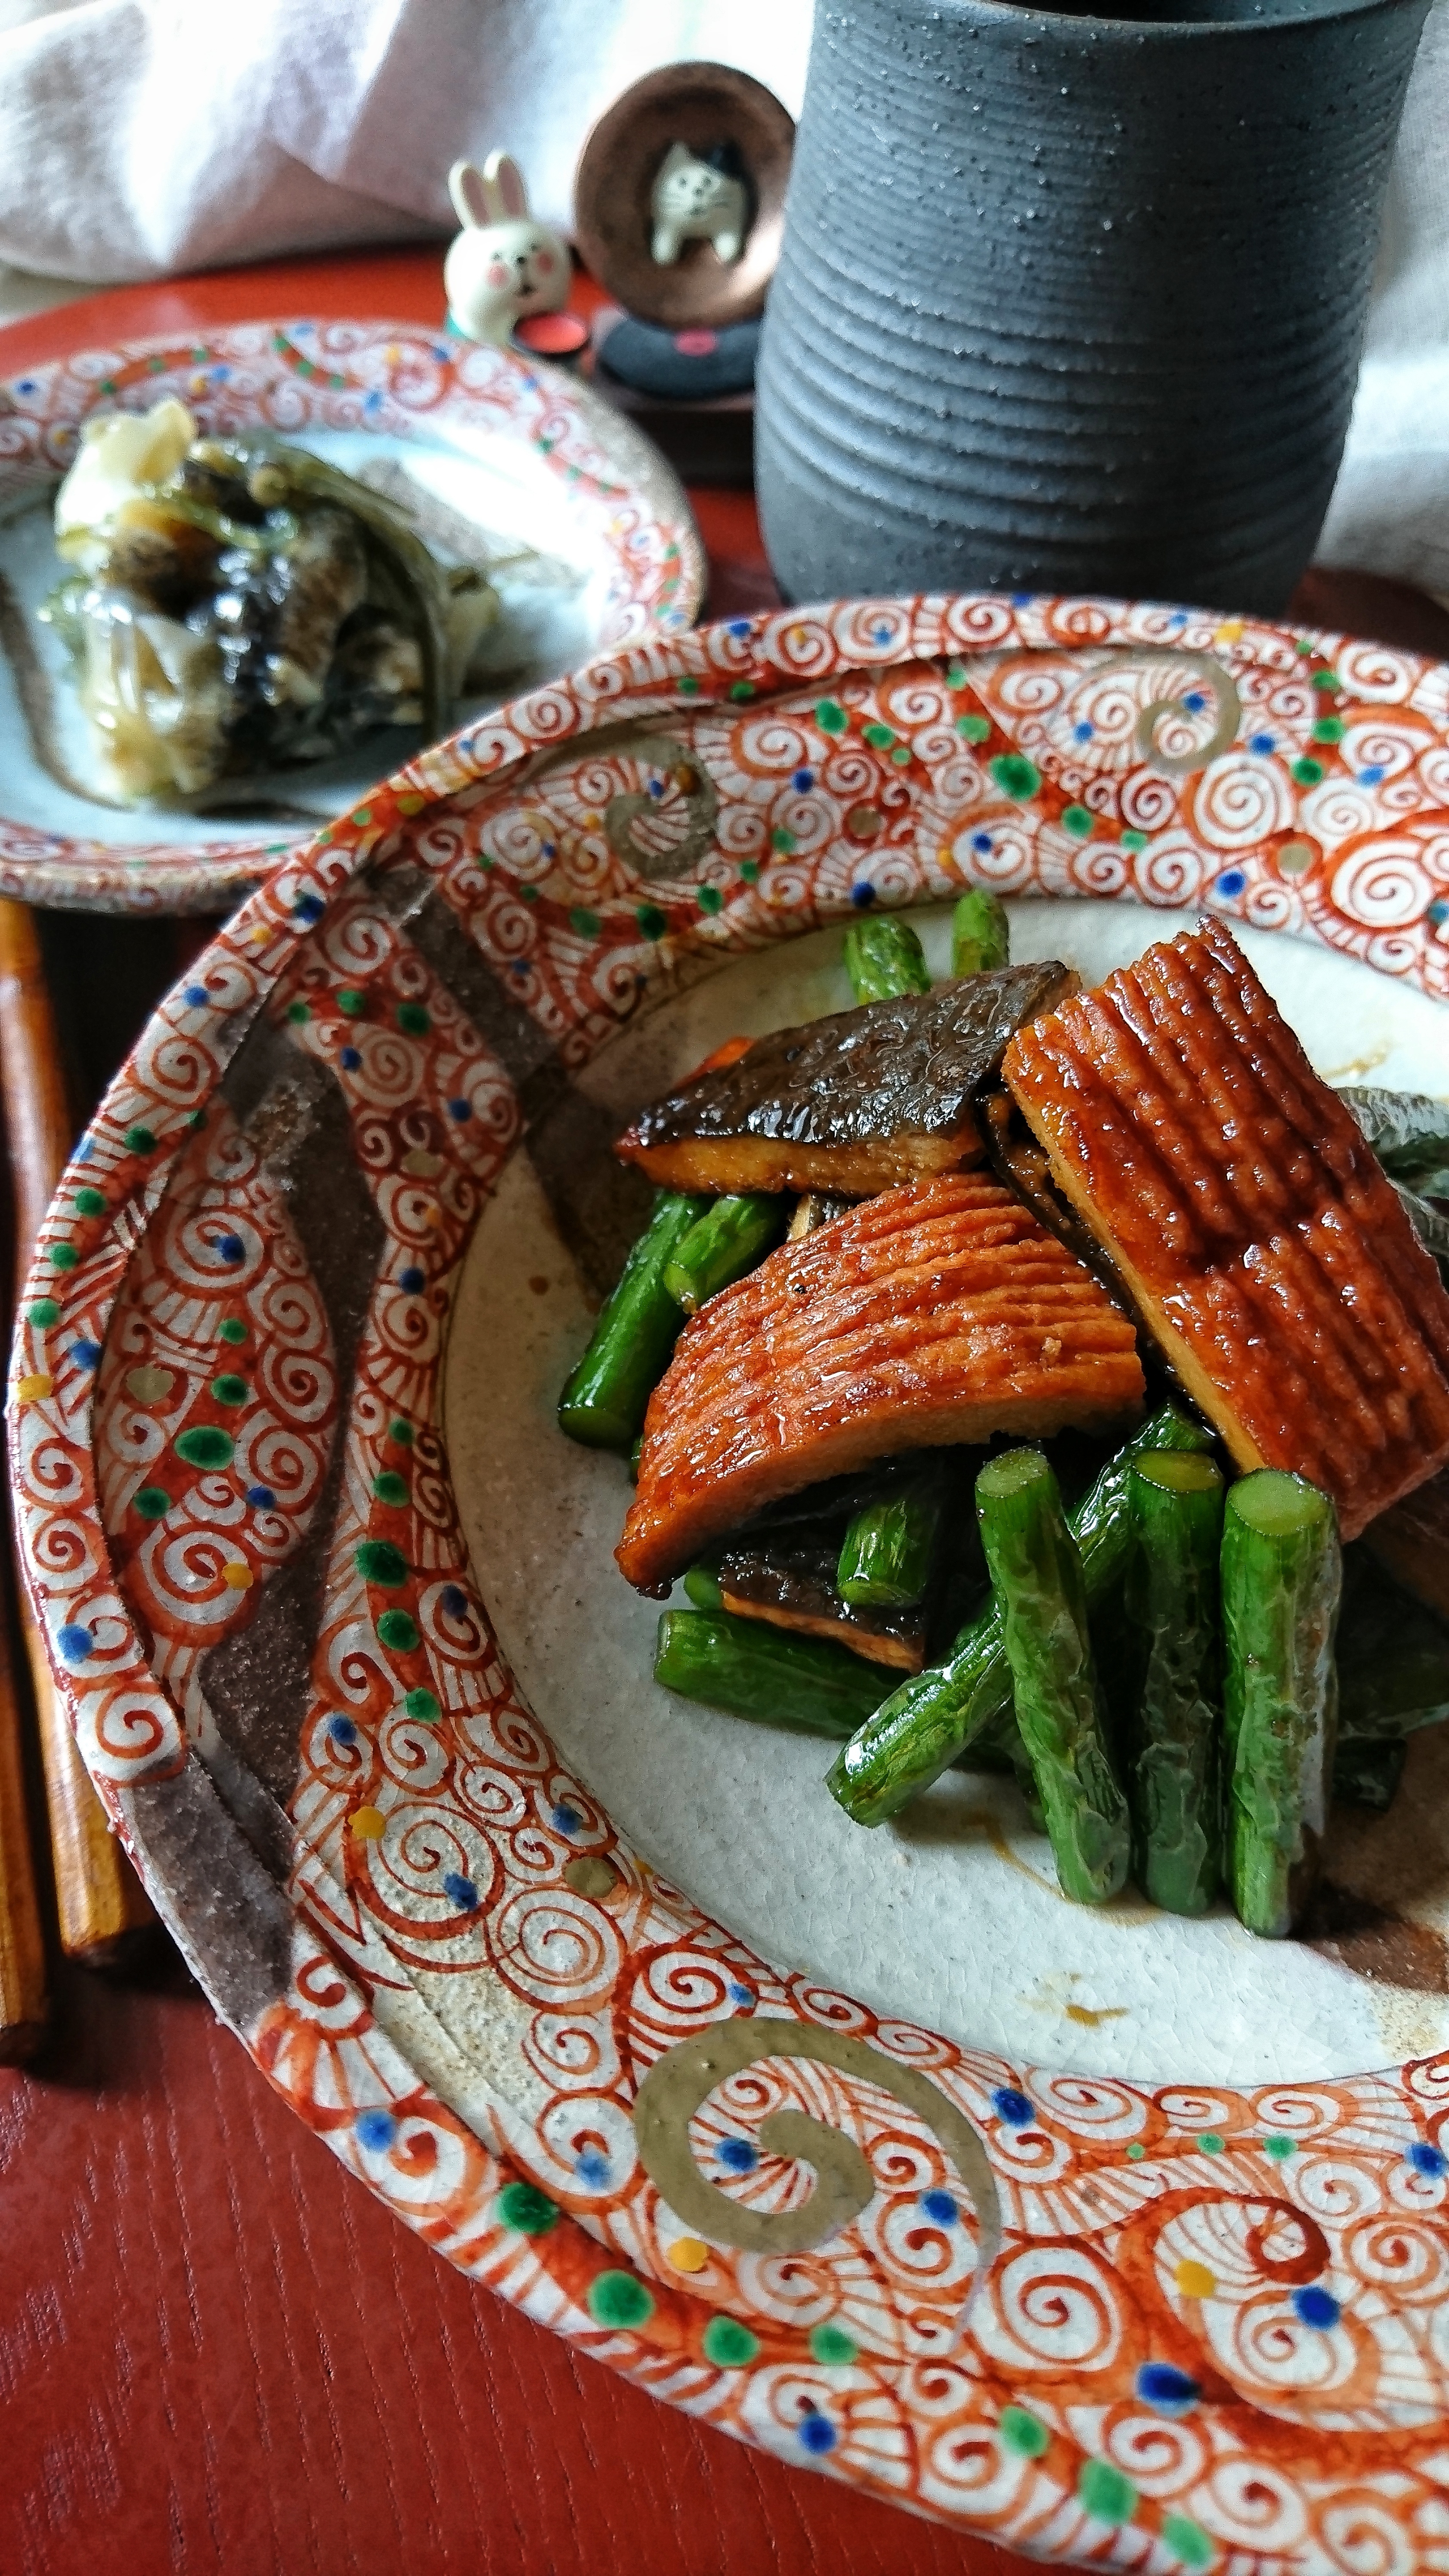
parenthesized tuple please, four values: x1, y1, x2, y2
(1001, 917, 1449, 1540)
(716, 1536, 927, 1671)
(614, 961, 1076, 1197)
(616, 1172, 1144, 1592)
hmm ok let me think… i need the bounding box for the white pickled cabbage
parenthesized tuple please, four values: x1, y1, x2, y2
(54, 399, 197, 570)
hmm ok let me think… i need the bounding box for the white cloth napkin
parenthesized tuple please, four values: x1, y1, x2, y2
(0, 0, 1445, 586)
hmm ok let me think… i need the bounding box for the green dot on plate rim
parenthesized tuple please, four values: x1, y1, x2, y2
(808, 2324, 858, 2366)
(176, 1424, 234, 1468)
(999, 2404, 1049, 2458)
(703, 2314, 759, 2368)
(498, 2180, 559, 2235)
(587, 2269, 654, 2330)
(1163, 2514, 1215, 2569)
(1078, 2458, 1136, 2523)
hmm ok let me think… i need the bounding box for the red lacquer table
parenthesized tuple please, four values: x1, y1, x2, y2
(2, 245, 1445, 2576)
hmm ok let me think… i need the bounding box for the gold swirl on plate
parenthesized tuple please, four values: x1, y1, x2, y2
(633, 2018, 999, 2262)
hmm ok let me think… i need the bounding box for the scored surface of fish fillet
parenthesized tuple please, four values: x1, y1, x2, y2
(617, 1173, 1144, 1592)
(1002, 917, 1449, 1539)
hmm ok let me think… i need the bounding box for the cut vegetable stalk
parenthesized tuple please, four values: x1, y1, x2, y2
(975, 1447, 1130, 1905)
(653, 1609, 892, 1737)
(663, 1194, 786, 1314)
(827, 1404, 1213, 1825)
(837, 1474, 945, 1607)
(1125, 1449, 1225, 1916)
(557, 1191, 706, 1450)
(682, 1561, 724, 1611)
(844, 915, 932, 1005)
(951, 887, 1010, 977)
(1335, 1546, 1449, 1743)
(1221, 1469, 1340, 1939)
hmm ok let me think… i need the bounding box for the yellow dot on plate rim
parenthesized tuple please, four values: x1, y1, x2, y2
(396, 793, 426, 816)
(666, 2238, 710, 2274)
(221, 1561, 254, 1590)
(1175, 2258, 1216, 2299)
(16, 1372, 52, 1403)
(1215, 618, 1245, 644)
(352, 1805, 386, 1840)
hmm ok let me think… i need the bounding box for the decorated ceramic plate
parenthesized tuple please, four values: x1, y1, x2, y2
(14, 592, 1449, 2559)
(0, 318, 703, 913)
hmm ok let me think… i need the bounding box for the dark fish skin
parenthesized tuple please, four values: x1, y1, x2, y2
(615, 963, 1076, 1197)
(718, 1537, 927, 1671)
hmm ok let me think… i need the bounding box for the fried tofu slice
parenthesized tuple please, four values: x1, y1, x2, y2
(1002, 918, 1449, 1539)
(614, 963, 1075, 1198)
(616, 1173, 1144, 1592)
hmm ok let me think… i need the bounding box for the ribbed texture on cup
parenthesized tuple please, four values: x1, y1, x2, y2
(757, 0, 1430, 611)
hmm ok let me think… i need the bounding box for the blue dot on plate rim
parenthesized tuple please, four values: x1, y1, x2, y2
(718, 2137, 758, 2174)
(443, 1870, 480, 1911)
(328, 1714, 358, 1746)
(921, 2188, 957, 2226)
(992, 2086, 1034, 2127)
(399, 1266, 426, 1294)
(442, 1584, 468, 1620)
(184, 983, 210, 1006)
(1292, 2283, 1341, 2329)
(57, 1622, 93, 1663)
(1216, 869, 1246, 898)
(71, 1339, 102, 1371)
(552, 1802, 583, 1835)
(1136, 2360, 1201, 2412)
(1407, 2140, 1446, 2177)
(447, 1097, 472, 1121)
(356, 2107, 396, 2150)
(340, 1046, 362, 1071)
(798, 2412, 836, 2454)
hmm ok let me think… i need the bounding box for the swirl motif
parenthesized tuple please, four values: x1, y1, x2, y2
(633, 2019, 999, 2263)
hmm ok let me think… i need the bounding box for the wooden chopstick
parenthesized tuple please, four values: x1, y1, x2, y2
(0, 1543, 46, 2058)
(0, 898, 154, 1965)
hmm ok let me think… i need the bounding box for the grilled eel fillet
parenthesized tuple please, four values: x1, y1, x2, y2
(614, 961, 1076, 1197)
(1002, 918, 1449, 1540)
(617, 1173, 1144, 1592)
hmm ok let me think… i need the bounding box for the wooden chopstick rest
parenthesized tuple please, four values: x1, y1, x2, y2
(0, 898, 153, 1966)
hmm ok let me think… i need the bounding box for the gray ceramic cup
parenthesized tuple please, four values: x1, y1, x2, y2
(756, 0, 1431, 614)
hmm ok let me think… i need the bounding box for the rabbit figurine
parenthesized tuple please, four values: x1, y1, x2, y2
(444, 153, 570, 347)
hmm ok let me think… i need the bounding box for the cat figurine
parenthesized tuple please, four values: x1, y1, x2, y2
(650, 143, 748, 266)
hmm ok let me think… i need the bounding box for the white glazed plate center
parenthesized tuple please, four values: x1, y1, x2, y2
(446, 900, 1449, 2090)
